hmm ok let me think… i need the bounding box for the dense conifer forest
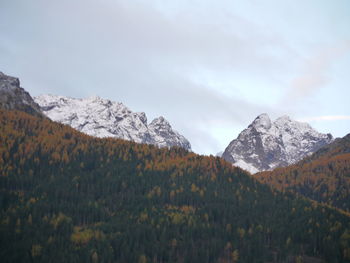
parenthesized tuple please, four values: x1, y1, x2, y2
(1, 110, 350, 262)
(255, 135, 350, 212)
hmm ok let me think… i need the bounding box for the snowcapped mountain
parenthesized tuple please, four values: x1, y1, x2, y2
(222, 113, 333, 173)
(0, 72, 43, 117)
(34, 94, 191, 150)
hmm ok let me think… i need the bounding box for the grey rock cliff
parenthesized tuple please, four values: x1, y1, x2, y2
(0, 72, 43, 117)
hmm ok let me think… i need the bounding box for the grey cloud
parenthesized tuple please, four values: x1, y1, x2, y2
(1, 0, 292, 71)
(0, 0, 295, 154)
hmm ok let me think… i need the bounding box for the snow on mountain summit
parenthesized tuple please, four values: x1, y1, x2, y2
(222, 113, 333, 173)
(34, 94, 191, 150)
(249, 113, 272, 131)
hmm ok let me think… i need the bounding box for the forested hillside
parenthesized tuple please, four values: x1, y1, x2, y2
(255, 134, 350, 212)
(1, 110, 350, 263)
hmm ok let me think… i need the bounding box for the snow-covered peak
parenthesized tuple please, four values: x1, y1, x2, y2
(250, 113, 272, 130)
(150, 116, 171, 129)
(273, 116, 323, 141)
(222, 114, 333, 173)
(148, 116, 191, 149)
(274, 115, 304, 128)
(275, 115, 291, 122)
(34, 94, 191, 150)
(87, 95, 102, 102)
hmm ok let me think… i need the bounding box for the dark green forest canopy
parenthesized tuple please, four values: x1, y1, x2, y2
(0, 109, 350, 263)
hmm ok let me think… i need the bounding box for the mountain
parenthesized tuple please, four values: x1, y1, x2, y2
(301, 133, 350, 162)
(0, 72, 43, 117)
(1, 109, 350, 262)
(34, 94, 191, 150)
(255, 133, 350, 211)
(222, 113, 333, 173)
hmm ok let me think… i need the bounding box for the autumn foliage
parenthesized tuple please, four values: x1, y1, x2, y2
(0, 109, 350, 262)
(254, 134, 350, 212)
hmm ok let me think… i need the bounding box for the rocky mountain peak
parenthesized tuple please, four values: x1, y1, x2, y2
(87, 95, 102, 101)
(148, 115, 191, 150)
(250, 113, 272, 130)
(222, 114, 333, 173)
(275, 115, 291, 123)
(138, 112, 148, 125)
(150, 116, 171, 129)
(0, 71, 20, 87)
(34, 94, 191, 151)
(0, 71, 43, 117)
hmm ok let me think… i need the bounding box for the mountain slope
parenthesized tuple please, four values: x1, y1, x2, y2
(0, 72, 43, 117)
(34, 94, 191, 150)
(222, 113, 333, 173)
(0, 109, 350, 262)
(301, 134, 350, 162)
(255, 134, 350, 211)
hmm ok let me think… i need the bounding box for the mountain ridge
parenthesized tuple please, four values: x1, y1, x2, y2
(222, 113, 333, 173)
(34, 94, 191, 150)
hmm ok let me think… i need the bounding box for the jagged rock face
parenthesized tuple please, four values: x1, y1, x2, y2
(149, 117, 191, 150)
(34, 94, 191, 150)
(222, 113, 333, 174)
(0, 72, 43, 117)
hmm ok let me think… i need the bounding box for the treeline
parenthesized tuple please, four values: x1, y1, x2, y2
(0, 110, 350, 263)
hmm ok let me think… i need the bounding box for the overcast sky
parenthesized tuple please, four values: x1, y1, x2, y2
(1, 0, 350, 155)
